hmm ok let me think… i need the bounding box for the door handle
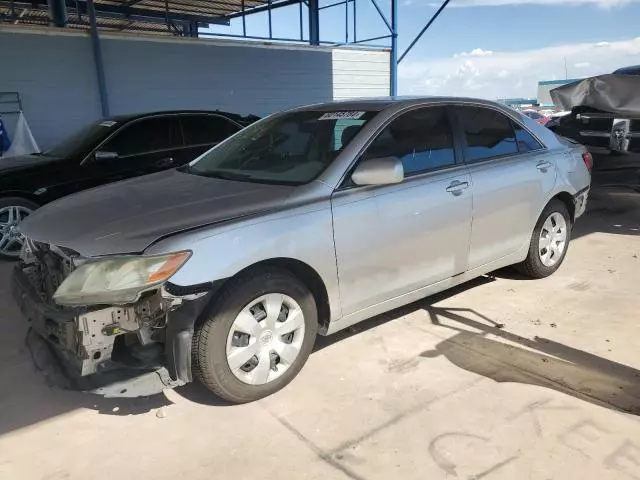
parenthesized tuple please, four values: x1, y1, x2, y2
(446, 181, 469, 193)
(536, 161, 552, 171)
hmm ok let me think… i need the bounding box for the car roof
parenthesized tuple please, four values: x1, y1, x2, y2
(103, 110, 259, 125)
(293, 96, 512, 112)
(613, 65, 640, 75)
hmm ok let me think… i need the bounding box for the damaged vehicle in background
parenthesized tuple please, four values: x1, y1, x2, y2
(548, 72, 640, 186)
(13, 98, 591, 403)
(0, 110, 258, 259)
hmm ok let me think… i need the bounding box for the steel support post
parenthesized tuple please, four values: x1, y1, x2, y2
(390, 0, 397, 96)
(87, 0, 109, 117)
(308, 0, 319, 45)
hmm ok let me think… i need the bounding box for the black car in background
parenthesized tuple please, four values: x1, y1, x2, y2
(0, 110, 258, 258)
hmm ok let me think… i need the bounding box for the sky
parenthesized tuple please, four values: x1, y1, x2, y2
(206, 0, 640, 99)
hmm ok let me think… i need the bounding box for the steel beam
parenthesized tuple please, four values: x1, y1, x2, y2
(398, 0, 449, 63)
(48, 0, 68, 26)
(352, 33, 390, 44)
(308, 0, 319, 45)
(86, 0, 109, 117)
(390, 0, 397, 96)
(368, 0, 391, 33)
(66, 0, 231, 25)
(227, 0, 299, 19)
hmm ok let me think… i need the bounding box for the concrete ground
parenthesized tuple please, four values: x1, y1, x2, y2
(1, 185, 639, 480)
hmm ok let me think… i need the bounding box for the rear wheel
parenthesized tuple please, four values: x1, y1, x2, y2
(517, 200, 572, 278)
(0, 197, 38, 260)
(192, 268, 318, 403)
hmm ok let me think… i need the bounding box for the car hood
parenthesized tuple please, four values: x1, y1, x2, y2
(20, 169, 295, 257)
(0, 154, 62, 173)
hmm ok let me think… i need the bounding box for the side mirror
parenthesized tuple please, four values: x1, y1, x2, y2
(94, 150, 118, 161)
(351, 157, 404, 186)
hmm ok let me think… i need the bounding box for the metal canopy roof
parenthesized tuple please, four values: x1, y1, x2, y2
(0, 0, 272, 34)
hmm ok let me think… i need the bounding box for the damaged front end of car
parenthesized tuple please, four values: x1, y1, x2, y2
(12, 238, 214, 390)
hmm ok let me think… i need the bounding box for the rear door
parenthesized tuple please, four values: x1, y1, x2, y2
(82, 115, 183, 185)
(454, 105, 557, 270)
(332, 106, 473, 316)
(178, 114, 241, 163)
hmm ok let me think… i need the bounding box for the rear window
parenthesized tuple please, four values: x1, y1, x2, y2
(181, 115, 240, 146)
(457, 106, 518, 162)
(513, 122, 544, 152)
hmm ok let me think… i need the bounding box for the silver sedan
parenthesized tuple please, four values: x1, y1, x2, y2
(14, 97, 591, 403)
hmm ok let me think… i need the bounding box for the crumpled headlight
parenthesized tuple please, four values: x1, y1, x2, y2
(53, 251, 191, 306)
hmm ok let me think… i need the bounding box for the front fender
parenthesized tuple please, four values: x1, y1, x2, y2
(145, 201, 341, 321)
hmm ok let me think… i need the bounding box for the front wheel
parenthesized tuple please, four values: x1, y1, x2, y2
(0, 197, 39, 260)
(192, 268, 318, 403)
(517, 200, 572, 278)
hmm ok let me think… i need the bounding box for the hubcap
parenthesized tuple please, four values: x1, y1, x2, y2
(0, 206, 32, 257)
(538, 212, 568, 267)
(226, 293, 305, 386)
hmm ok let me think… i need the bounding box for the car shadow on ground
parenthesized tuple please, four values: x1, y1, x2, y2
(418, 305, 640, 416)
(316, 275, 640, 416)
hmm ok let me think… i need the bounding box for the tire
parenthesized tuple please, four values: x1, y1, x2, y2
(192, 267, 318, 403)
(517, 200, 572, 278)
(0, 197, 39, 261)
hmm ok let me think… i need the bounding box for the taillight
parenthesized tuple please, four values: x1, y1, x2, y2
(582, 152, 593, 172)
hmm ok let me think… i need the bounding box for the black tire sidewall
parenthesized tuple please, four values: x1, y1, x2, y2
(194, 269, 318, 403)
(527, 200, 572, 276)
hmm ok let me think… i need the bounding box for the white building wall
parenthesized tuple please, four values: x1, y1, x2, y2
(331, 49, 391, 100)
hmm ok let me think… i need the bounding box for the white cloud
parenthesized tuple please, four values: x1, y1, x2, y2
(444, 0, 638, 8)
(399, 37, 640, 99)
(454, 48, 493, 57)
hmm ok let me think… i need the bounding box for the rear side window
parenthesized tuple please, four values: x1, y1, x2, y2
(457, 106, 518, 162)
(102, 117, 181, 157)
(513, 122, 544, 152)
(362, 107, 456, 175)
(181, 115, 240, 146)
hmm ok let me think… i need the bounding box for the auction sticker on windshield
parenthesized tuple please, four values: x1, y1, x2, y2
(99, 121, 117, 127)
(319, 111, 365, 120)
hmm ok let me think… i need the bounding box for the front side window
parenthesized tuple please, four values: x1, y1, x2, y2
(457, 106, 518, 162)
(362, 107, 456, 175)
(101, 117, 181, 157)
(187, 110, 376, 185)
(45, 121, 117, 158)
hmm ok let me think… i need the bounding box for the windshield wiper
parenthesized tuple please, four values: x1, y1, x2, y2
(193, 170, 253, 182)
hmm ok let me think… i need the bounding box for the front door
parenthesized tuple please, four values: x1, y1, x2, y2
(332, 106, 473, 316)
(454, 105, 558, 270)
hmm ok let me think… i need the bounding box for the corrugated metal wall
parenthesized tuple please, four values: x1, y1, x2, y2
(1, 27, 389, 150)
(0, 29, 103, 150)
(101, 36, 334, 119)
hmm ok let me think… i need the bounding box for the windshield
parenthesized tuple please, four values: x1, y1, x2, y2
(187, 110, 377, 185)
(45, 120, 119, 158)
